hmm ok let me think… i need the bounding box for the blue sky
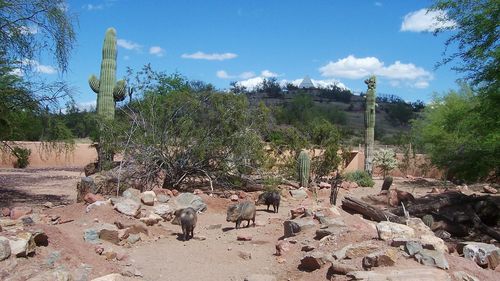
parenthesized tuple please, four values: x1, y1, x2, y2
(34, 0, 461, 108)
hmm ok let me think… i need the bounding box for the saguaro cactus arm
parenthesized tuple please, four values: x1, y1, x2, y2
(113, 80, 126, 102)
(298, 150, 311, 188)
(89, 74, 100, 93)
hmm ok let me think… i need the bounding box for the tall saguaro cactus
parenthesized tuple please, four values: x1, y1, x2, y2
(89, 27, 126, 120)
(364, 76, 376, 175)
(298, 150, 310, 188)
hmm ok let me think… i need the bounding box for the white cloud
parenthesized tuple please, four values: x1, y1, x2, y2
(117, 39, 142, 51)
(84, 4, 104, 11)
(374, 2, 382, 7)
(216, 70, 255, 79)
(22, 59, 57, 74)
(77, 101, 96, 112)
(319, 55, 433, 88)
(182, 51, 238, 61)
(19, 25, 38, 35)
(319, 55, 383, 79)
(413, 80, 430, 89)
(261, 70, 279, 78)
(149, 46, 165, 57)
(9, 68, 23, 76)
(401, 9, 456, 32)
(236, 77, 265, 90)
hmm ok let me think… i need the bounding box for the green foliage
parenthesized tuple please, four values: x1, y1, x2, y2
(275, 93, 346, 127)
(412, 83, 498, 181)
(343, 170, 375, 187)
(121, 68, 265, 188)
(373, 149, 398, 178)
(308, 119, 342, 179)
(385, 103, 415, 126)
(12, 146, 31, 168)
(0, 0, 76, 72)
(298, 150, 310, 187)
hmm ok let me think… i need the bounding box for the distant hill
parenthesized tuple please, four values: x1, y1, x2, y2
(244, 88, 423, 144)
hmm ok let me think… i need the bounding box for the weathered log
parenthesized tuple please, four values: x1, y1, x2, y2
(465, 205, 500, 241)
(390, 191, 490, 216)
(342, 196, 406, 224)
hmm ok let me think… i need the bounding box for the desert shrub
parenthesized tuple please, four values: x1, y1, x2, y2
(12, 146, 31, 168)
(343, 170, 375, 187)
(373, 149, 398, 178)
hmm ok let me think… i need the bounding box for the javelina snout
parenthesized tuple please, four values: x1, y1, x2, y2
(256, 191, 280, 213)
(173, 207, 197, 241)
(226, 201, 256, 229)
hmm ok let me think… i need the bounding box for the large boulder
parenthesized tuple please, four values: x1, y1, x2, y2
(414, 249, 449, 269)
(114, 199, 141, 217)
(174, 193, 207, 212)
(122, 188, 141, 201)
(9, 232, 36, 257)
(376, 221, 415, 241)
(289, 189, 308, 200)
(153, 204, 175, 220)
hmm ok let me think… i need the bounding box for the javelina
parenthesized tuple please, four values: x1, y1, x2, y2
(256, 191, 280, 213)
(226, 201, 256, 229)
(172, 207, 197, 241)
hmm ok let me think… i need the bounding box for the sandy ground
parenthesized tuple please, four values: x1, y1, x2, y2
(0, 168, 498, 281)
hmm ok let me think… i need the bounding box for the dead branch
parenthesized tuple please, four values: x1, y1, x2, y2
(342, 196, 406, 224)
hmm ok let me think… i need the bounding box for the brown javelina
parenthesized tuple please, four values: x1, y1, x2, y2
(226, 201, 256, 229)
(172, 207, 197, 241)
(256, 191, 280, 213)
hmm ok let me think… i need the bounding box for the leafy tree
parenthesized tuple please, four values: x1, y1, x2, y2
(118, 70, 266, 189)
(412, 83, 497, 181)
(428, 0, 499, 180)
(0, 0, 76, 72)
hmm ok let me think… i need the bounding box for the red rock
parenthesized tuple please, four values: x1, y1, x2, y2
(116, 251, 128, 261)
(238, 191, 248, 199)
(319, 182, 331, 189)
(10, 206, 32, 220)
(171, 190, 179, 196)
(95, 245, 104, 255)
(237, 234, 252, 241)
(290, 207, 306, 219)
(193, 189, 203, 195)
(230, 195, 239, 202)
(84, 193, 105, 204)
(1, 208, 10, 217)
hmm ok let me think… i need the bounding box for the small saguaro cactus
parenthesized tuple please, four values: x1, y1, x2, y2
(298, 150, 310, 188)
(89, 27, 126, 120)
(364, 75, 376, 176)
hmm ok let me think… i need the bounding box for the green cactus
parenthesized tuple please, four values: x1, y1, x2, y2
(364, 75, 376, 175)
(298, 150, 310, 188)
(89, 27, 126, 120)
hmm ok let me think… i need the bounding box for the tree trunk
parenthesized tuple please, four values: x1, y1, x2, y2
(342, 196, 406, 224)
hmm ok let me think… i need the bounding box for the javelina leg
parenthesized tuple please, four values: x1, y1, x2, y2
(267, 204, 270, 211)
(246, 220, 251, 227)
(182, 226, 188, 241)
(236, 219, 241, 229)
(190, 226, 194, 239)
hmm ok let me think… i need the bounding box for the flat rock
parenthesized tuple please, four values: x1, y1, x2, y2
(244, 274, 277, 281)
(414, 249, 449, 269)
(404, 240, 423, 257)
(300, 251, 326, 271)
(86, 201, 109, 213)
(27, 268, 72, 281)
(140, 191, 156, 206)
(84, 228, 99, 244)
(315, 225, 346, 240)
(460, 242, 498, 266)
(376, 221, 415, 241)
(114, 199, 141, 217)
(332, 244, 352, 260)
(0, 236, 11, 261)
(345, 242, 379, 259)
(98, 224, 119, 244)
(237, 234, 252, 241)
(289, 189, 308, 200)
(9, 232, 35, 257)
(488, 249, 500, 269)
(238, 250, 252, 260)
(347, 267, 451, 281)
